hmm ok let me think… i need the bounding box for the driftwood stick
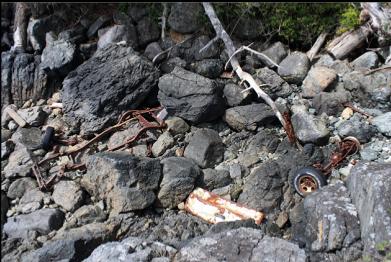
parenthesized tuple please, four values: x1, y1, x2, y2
(307, 32, 328, 61)
(5, 106, 27, 127)
(160, 3, 168, 41)
(202, 2, 288, 132)
(242, 46, 280, 68)
(199, 35, 219, 54)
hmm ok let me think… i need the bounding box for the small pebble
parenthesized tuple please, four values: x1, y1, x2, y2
(341, 107, 353, 120)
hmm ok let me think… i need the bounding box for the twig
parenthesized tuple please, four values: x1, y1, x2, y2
(363, 65, 391, 75)
(199, 35, 219, 54)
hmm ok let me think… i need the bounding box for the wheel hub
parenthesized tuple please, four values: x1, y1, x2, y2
(298, 175, 318, 196)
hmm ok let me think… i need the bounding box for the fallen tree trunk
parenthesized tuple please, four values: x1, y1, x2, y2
(361, 2, 391, 45)
(326, 26, 372, 60)
(202, 3, 289, 135)
(307, 32, 328, 61)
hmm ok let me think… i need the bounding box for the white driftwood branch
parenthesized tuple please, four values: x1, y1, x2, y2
(202, 2, 287, 131)
(160, 3, 168, 41)
(199, 35, 219, 54)
(307, 32, 328, 61)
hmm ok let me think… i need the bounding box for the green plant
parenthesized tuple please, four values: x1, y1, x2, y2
(337, 5, 361, 35)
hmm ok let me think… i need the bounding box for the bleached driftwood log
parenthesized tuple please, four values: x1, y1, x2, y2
(361, 2, 391, 44)
(202, 2, 289, 133)
(307, 32, 328, 61)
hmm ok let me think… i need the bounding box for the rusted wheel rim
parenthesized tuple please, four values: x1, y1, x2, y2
(342, 136, 361, 155)
(298, 175, 318, 195)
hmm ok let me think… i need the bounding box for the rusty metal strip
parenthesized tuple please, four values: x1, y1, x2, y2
(185, 188, 265, 225)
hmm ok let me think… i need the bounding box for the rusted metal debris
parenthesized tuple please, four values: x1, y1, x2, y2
(314, 136, 361, 176)
(32, 106, 166, 190)
(185, 188, 265, 225)
(283, 111, 297, 145)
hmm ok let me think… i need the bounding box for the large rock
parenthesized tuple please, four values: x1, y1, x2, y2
(351, 51, 379, 70)
(3, 208, 64, 239)
(168, 3, 203, 34)
(27, 18, 48, 51)
(312, 90, 352, 116)
(184, 128, 225, 168)
(62, 44, 159, 136)
(278, 51, 310, 84)
(85, 237, 177, 262)
(40, 40, 80, 77)
(291, 182, 361, 259)
(87, 15, 112, 38)
(1, 51, 14, 109)
(97, 24, 138, 50)
(151, 131, 175, 157)
(347, 162, 391, 257)
(1, 191, 8, 228)
(22, 222, 118, 262)
(255, 67, 292, 99)
(81, 152, 161, 213)
(202, 168, 232, 191)
(17, 106, 47, 127)
(158, 67, 225, 124)
(223, 83, 252, 107)
(189, 59, 224, 79)
(7, 178, 38, 199)
(258, 41, 288, 67)
(372, 112, 391, 137)
(136, 17, 160, 47)
(1, 140, 14, 159)
(223, 103, 277, 131)
(291, 108, 329, 145)
(238, 161, 283, 213)
(175, 227, 306, 262)
(233, 19, 262, 40)
(337, 117, 375, 143)
(52, 181, 85, 212)
(302, 66, 338, 98)
(157, 157, 201, 208)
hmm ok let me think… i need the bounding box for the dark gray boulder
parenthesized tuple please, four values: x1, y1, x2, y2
(40, 40, 80, 77)
(351, 51, 379, 70)
(81, 152, 161, 213)
(372, 112, 391, 137)
(1, 140, 14, 159)
(313, 90, 352, 116)
(175, 227, 306, 262)
(347, 162, 391, 258)
(336, 116, 375, 143)
(1, 191, 8, 228)
(233, 18, 263, 40)
(136, 16, 160, 47)
(258, 41, 288, 67)
(223, 83, 252, 107)
(223, 103, 277, 131)
(3, 208, 65, 239)
(168, 3, 203, 34)
(278, 51, 310, 84)
(158, 67, 225, 124)
(27, 18, 48, 51)
(189, 59, 224, 79)
(184, 128, 225, 168)
(87, 15, 112, 38)
(255, 67, 292, 99)
(291, 108, 329, 145)
(157, 157, 201, 208)
(62, 44, 159, 136)
(202, 168, 232, 190)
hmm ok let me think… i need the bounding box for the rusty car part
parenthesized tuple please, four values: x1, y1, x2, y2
(292, 136, 361, 197)
(283, 111, 297, 145)
(185, 188, 265, 225)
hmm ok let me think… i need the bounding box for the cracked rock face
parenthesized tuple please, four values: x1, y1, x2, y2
(175, 227, 306, 262)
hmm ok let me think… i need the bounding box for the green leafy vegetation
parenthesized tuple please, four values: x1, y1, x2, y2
(337, 5, 361, 35)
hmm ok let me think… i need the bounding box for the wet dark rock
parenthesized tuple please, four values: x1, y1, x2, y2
(201, 168, 232, 190)
(157, 157, 200, 208)
(158, 67, 225, 124)
(255, 67, 293, 99)
(1, 140, 14, 159)
(347, 162, 391, 257)
(291, 108, 329, 145)
(372, 112, 391, 136)
(189, 59, 224, 79)
(313, 90, 352, 116)
(82, 152, 161, 213)
(278, 51, 310, 84)
(17, 106, 48, 127)
(27, 18, 47, 51)
(52, 180, 85, 212)
(136, 16, 160, 47)
(62, 44, 159, 136)
(223, 83, 252, 107)
(223, 103, 277, 131)
(87, 15, 112, 38)
(97, 24, 138, 50)
(79, 42, 97, 61)
(258, 41, 288, 67)
(302, 66, 338, 98)
(1, 52, 14, 109)
(175, 227, 306, 261)
(160, 57, 187, 73)
(351, 51, 379, 70)
(238, 161, 284, 213)
(184, 128, 225, 168)
(3, 208, 64, 239)
(1, 191, 8, 228)
(291, 182, 361, 253)
(40, 40, 80, 77)
(84, 237, 177, 262)
(168, 3, 203, 34)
